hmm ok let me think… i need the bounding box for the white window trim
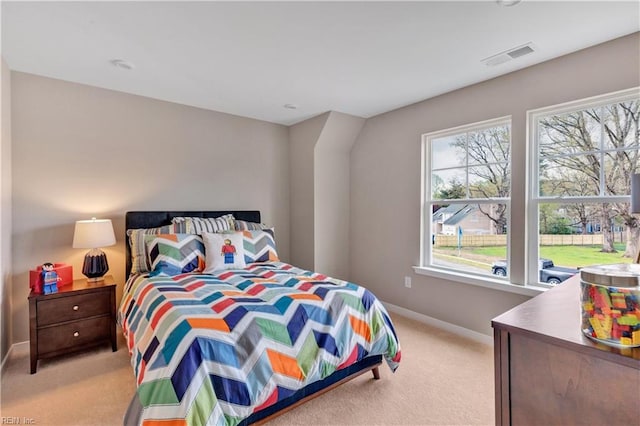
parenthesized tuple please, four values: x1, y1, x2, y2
(526, 87, 640, 285)
(420, 115, 514, 289)
(412, 265, 545, 297)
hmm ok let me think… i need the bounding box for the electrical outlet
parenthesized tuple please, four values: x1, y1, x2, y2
(404, 276, 411, 288)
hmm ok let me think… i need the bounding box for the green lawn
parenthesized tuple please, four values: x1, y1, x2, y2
(470, 244, 632, 268)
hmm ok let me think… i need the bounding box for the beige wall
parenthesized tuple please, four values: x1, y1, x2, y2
(11, 72, 290, 344)
(289, 111, 364, 279)
(350, 33, 640, 336)
(288, 113, 328, 270)
(314, 112, 364, 280)
(1, 58, 13, 361)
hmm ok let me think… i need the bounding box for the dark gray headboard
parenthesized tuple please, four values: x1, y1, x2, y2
(125, 210, 261, 278)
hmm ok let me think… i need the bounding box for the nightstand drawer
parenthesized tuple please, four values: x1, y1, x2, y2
(38, 291, 111, 326)
(38, 316, 111, 355)
(29, 277, 117, 373)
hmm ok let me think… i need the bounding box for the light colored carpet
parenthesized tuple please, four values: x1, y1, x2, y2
(0, 314, 494, 425)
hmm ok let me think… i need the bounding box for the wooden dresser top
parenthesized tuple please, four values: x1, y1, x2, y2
(492, 275, 640, 368)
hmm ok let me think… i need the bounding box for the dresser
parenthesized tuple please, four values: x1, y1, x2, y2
(492, 276, 640, 425)
(28, 276, 117, 373)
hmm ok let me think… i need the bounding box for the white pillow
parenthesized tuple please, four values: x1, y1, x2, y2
(202, 232, 246, 273)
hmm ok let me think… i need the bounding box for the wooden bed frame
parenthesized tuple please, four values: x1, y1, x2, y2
(123, 210, 382, 425)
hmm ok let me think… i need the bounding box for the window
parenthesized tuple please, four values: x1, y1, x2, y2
(528, 89, 640, 286)
(421, 117, 511, 279)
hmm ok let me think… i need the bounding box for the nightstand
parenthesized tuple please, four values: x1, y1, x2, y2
(28, 275, 117, 374)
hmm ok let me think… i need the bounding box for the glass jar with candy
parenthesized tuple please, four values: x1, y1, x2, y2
(580, 263, 640, 348)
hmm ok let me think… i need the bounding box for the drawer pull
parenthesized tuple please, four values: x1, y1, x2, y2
(73, 305, 79, 311)
(73, 331, 79, 337)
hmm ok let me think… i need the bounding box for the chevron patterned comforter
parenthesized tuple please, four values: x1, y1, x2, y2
(119, 261, 401, 426)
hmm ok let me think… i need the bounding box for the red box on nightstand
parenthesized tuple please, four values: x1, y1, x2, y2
(29, 263, 73, 293)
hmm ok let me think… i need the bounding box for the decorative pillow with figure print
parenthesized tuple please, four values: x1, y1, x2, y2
(202, 232, 246, 272)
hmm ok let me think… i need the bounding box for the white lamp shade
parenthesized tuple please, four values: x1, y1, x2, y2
(632, 173, 640, 214)
(72, 219, 116, 249)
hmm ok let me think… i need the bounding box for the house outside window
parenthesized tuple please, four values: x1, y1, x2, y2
(528, 88, 640, 286)
(421, 117, 511, 279)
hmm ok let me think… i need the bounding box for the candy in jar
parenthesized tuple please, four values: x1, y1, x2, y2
(580, 264, 640, 348)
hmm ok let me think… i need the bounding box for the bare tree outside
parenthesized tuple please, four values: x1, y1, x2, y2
(538, 100, 639, 257)
(450, 125, 510, 234)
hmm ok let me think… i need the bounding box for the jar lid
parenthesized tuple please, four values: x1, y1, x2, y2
(580, 263, 640, 288)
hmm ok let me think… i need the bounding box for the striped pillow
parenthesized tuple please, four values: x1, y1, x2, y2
(171, 214, 235, 234)
(243, 228, 279, 263)
(127, 223, 186, 274)
(234, 219, 269, 231)
(144, 234, 205, 276)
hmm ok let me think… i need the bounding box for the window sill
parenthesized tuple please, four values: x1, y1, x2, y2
(412, 266, 546, 297)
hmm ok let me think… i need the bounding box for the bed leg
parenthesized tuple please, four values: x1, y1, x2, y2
(371, 367, 380, 380)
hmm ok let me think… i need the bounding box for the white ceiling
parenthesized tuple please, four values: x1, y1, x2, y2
(2, 1, 639, 125)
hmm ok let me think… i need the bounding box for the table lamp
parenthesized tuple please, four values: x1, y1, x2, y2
(632, 173, 640, 263)
(73, 218, 116, 281)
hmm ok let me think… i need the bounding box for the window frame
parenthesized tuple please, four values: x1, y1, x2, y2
(527, 87, 640, 285)
(419, 115, 512, 283)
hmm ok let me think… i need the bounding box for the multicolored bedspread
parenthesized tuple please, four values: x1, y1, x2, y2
(119, 261, 401, 426)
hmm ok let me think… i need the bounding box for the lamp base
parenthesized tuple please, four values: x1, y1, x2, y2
(82, 249, 109, 282)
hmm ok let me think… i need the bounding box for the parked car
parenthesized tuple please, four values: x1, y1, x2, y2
(491, 258, 578, 284)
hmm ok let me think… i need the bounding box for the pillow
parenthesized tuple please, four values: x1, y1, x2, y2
(144, 234, 205, 276)
(172, 214, 235, 234)
(127, 223, 186, 274)
(242, 228, 279, 263)
(234, 219, 269, 231)
(202, 232, 246, 273)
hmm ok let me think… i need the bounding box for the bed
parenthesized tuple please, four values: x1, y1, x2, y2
(120, 211, 401, 425)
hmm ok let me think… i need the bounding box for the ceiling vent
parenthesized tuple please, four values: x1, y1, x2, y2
(482, 42, 536, 66)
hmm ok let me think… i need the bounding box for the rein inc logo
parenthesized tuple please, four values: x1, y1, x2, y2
(1, 418, 35, 425)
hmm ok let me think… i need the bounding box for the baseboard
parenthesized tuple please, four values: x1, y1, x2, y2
(382, 301, 493, 346)
(1, 340, 28, 373)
